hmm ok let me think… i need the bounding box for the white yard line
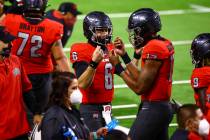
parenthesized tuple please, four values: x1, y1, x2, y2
(114, 80, 190, 89)
(112, 104, 138, 109)
(64, 40, 191, 53)
(77, 4, 210, 20)
(115, 115, 136, 120)
(115, 115, 178, 127)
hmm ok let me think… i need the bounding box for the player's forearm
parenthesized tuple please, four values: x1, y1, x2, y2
(78, 66, 96, 89)
(125, 61, 140, 81)
(120, 67, 155, 95)
(56, 56, 71, 72)
(120, 71, 142, 95)
(198, 89, 207, 113)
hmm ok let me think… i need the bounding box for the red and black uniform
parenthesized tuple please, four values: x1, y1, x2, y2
(141, 39, 174, 101)
(70, 43, 115, 131)
(3, 13, 63, 125)
(0, 55, 32, 139)
(129, 38, 174, 140)
(191, 67, 210, 122)
(3, 14, 63, 74)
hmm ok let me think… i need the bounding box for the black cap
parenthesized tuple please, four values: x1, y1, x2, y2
(0, 26, 16, 43)
(58, 2, 82, 16)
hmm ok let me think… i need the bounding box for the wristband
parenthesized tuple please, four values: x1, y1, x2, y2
(89, 60, 99, 69)
(93, 132, 98, 140)
(115, 63, 125, 75)
(133, 51, 141, 59)
(121, 53, 131, 64)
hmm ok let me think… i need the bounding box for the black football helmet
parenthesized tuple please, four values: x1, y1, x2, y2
(23, 0, 47, 23)
(83, 11, 112, 47)
(128, 8, 161, 48)
(190, 33, 210, 67)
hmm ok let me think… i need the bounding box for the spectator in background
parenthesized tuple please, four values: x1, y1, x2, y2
(0, 26, 40, 139)
(41, 72, 107, 140)
(46, 2, 82, 47)
(170, 104, 209, 140)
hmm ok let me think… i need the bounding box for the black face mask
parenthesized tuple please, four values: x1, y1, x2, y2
(0, 44, 12, 58)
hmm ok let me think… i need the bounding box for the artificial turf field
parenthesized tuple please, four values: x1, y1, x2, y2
(43, 0, 210, 136)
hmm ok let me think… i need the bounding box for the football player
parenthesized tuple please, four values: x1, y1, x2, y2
(109, 8, 174, 140)
(3, 0, 71, 126)
(46, 2, 81, 47)
(190, 33, 210, 122)
(70, 11, 115, 131)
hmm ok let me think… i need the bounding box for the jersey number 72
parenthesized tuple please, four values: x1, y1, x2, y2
(17, 32, 42, 57)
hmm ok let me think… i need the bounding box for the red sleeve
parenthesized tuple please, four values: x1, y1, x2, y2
(142, 40, 172, 60)
(70, 43, 92, 64)
(191, 69, 209, 88)
(2, 14, 19, 36)
(20, 60, 32, 92)
(54, 23, 63, 41)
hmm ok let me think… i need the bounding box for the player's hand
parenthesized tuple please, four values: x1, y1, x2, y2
(92, 46, 104, 63)
(109, 49, 120, 66)
(96, 127, 108, 137)
(134, 47, 143, 56)
(33, 114, 43, 124)
(114, 37, 126, 56)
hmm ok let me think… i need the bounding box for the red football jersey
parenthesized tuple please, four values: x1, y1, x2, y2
(141, 39, 174, 101)
(0, 55, 32, 139)
(191, 67, 210, 113)
(3, 14, 63, 74)
(70, 43, 115, 104)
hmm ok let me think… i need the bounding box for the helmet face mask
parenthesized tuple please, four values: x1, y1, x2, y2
(89, 26, 112, 46)
(23, 0, 47, 23)
(127, 27, 144, 48)
(83, 11, 112, 47)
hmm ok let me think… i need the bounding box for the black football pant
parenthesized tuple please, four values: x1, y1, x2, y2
(129, 101, 173, 140)
(27, 73, 52, 128)
(80, 104, 110, 131)
(10, 134, 28, 140)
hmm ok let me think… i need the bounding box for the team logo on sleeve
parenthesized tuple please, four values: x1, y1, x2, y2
(72, 52, 78, 60)
(13, 68, 21, 76)
(147, 53, 157, 59)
